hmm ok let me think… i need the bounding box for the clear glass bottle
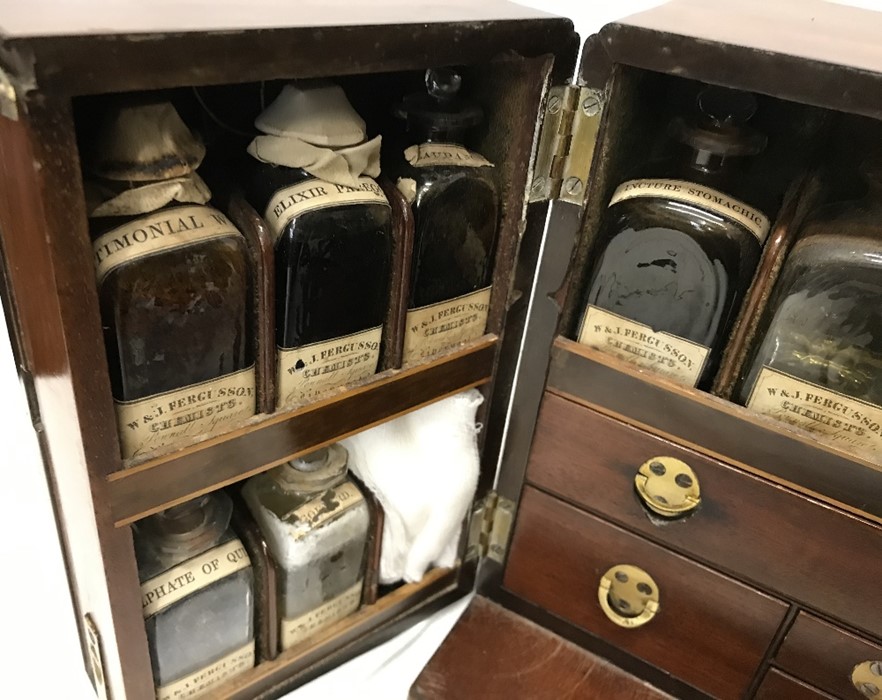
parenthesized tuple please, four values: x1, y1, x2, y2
(85, 100, 255, 460)
(391, 68, 499, 365)
(737, 166, 882, 464)
(133, 492, 254, 699)
(241, 444, 370, 651)
(244, 83, 393, 409)
(575, 87, 770, 389)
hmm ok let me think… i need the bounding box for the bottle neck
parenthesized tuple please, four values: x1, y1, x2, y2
(409, 122, 468, 145)
(676, 144, 748, 189)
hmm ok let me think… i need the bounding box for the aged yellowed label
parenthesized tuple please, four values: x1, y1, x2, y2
(404, 142, 493, 169)
(141, 539, 251, 619)
(403, 287, 491, 365)
(93, 205, 240, 282)
(264, 177, 389, 240)
(280, 582, 363, 650)
(578, 306, 709, 386)
(277, 326, 382, 408)
(156, 641, 254, 700)
(116, 367, 255, 460)
(284, 481, 364, 540)
(609, 179, 770, 244)
(747, 367, 882, 464)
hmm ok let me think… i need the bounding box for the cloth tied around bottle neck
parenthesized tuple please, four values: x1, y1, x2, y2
(86, 101, 213, 218)
(247, 83, 381, 188)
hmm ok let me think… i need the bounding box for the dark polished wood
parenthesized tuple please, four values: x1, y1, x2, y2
(776, 613, 882, 699)
(108, 335, 497, 526)
(504, 487, 788, 699)
(525, 392, 882, 640)
(755, 669, 836, 700)
(410, 597, 671, 700)
(379, 179, 414, 372)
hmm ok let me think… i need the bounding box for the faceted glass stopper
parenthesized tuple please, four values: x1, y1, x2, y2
(426, 68, 462, 102)
(698, 86, 757, 127)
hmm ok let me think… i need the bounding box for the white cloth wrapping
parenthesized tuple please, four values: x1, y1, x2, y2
(342, 389, 484, 584)
(86, 172, 212, 217)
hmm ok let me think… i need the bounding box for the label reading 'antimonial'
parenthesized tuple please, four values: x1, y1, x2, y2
(264, 177, 389, 241)
(282, 481, 364, 539)
(404, 143, 493, 169)
(155, 641, 254, 700)
(277, 326, 382, 408)
(280, 582, 363, 650)
(577, 306, 709, 387)
(609, 179, 770, 244)
(402, 287, 491, 365)
(747, 367, 882, 466)
(93, 205, 241, 282)
(141, 538, 251, 619)
(116, 366, 256, 460)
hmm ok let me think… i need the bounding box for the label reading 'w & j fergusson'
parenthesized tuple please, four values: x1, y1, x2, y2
(278, 326, 382, 408)
(404, 143, 493, 169)
(283, 481, 364, 538)
(93, 206, 241, 282)
(609, 179, 770, 244)
(117, 366, 256, 460)
(281, 582, 363, 650)
(747, 367, 882, 465)
(264, 177, 389, 241)
(403, 287, 491, 365)
(578, 306, 709, 387)
(156, 642, 254, 700)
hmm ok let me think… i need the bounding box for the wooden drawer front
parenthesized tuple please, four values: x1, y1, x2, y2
(756, 669, 835, 699)
(776, 613, 882, 699)
(503, 487, 788, 699)
(526, 392, 882, 639)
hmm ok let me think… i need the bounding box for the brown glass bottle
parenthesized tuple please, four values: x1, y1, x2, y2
(576, 87, 770, 389)
(390, 69, 499, 365)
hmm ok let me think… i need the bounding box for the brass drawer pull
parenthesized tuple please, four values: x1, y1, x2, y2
(635, 456, 701, 517)
(853, 661, 882, 698)
(598, 564, 660, 629)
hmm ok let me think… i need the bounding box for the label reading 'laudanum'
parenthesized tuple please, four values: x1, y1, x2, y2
(155, 642, 254, 700)
(281, 582, 363, 650)
(264, 177, 389, 241)
(116, 366, 256, 460)
(747, 367, 882, 465)
(404, 142, 493, 169)
(93, 205, 241, 283)
(402, 287, 491, 365)
(141, 539, 251, 619)
(578, 306, 710, 387)
(277, 326, 382, 408)
(609, 179, 770, 244)
(283, 481, 365, 539)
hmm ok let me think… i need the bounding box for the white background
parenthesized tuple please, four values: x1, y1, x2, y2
(2, 1, 876, 698)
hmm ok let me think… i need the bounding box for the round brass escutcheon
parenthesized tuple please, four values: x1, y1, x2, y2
(598, 564, 660, 629)
(852, 660, 882, 699)
(635, 456, 701, 517)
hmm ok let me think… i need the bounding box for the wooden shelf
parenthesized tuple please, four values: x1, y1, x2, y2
(548, 337, 882, 524)
(107, 336, 498, 526)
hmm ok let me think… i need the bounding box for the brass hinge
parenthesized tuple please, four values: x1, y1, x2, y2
(84, 614, 110, 700)
(466, 491, 515, 564)
(529, 85, 605, 205)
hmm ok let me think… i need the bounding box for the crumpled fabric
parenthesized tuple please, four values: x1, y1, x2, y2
(342, 389, 484, 584)
(247, 134, 382, 189)
(87, 172, 212, 217)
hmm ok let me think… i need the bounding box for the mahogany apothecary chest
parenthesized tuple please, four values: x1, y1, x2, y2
(1, 1, 881, 698)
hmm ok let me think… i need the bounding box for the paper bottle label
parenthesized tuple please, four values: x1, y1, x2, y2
(280, 582, 363, 650)
(155, 641, 254, 700)
(116, 367, 256, 460)
(402, 287, 491, 365)
(577, 306, 709, 387)
(282, 481, 365, 540)
(404, 142, 493, 169)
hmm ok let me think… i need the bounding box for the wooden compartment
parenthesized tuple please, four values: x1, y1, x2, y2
(755, 669, 835, 700)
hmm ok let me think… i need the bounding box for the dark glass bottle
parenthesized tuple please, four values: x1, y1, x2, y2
(241, 444, 369, 651)
(244, 83, 393, 409)
(737, 169, 882, 464)
(86, 101, 255, 460)
(134, 492, 254, 699)
(391, 69, 499, 365)
(576, 87, 770, 389)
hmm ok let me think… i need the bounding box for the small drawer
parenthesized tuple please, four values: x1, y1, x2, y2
(526, 392, 882, 639)
(776, 613, 882, 700)
(503, 486, 788, 699)
(756, 669, 835, 700)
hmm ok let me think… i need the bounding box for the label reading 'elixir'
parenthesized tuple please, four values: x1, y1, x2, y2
(403, 287, 491, 365)
(155, 642, 254, 700)
(280, 582, 363, 650)
(747, 367, 882, 465)
(578, 306, 709, 386)
(277, 326, 382, 408)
